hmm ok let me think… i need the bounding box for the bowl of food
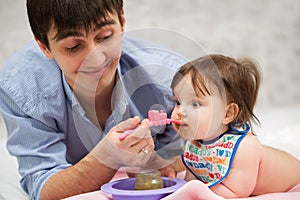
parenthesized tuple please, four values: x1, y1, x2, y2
(101, 177, 186, 200)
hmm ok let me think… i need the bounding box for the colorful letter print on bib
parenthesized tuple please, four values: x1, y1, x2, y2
(182, 131, 246, 187)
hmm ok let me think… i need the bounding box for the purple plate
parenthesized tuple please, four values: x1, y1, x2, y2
(101, 177, 186, 200)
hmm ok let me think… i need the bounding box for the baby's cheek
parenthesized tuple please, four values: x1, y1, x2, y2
(170, 109, 176, 119)
(171, 111, 178, 129)
(172, 123, 180, 133)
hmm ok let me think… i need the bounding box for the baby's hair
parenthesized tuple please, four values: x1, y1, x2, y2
(171, 54, 261, 126)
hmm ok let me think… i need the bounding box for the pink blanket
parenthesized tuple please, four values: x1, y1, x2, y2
(64, 171, 300, 200)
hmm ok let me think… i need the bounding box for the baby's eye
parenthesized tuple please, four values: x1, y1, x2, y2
(192, 101, 201, 107)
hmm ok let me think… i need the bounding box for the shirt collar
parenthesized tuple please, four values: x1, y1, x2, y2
(61, 64, 127, 128)
(62, 73, 79, 108)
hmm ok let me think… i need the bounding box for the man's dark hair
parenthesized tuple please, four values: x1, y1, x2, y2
(27, 0, 123, 49)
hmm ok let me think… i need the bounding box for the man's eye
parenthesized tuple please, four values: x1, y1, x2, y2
(97, 34, 113, 42)
(66, 44, 80, 52)
(103, 34, 112, 40)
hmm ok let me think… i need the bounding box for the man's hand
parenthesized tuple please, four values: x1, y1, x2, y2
(160, 165, 177, 178)
(91, 116, 154, 169)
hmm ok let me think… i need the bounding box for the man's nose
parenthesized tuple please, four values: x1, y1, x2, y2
(83, 44, 106, 68)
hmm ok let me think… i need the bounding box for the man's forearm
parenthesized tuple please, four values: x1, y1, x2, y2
(40, 153, 117, 200)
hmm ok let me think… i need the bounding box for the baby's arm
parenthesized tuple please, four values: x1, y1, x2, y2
(210, 135, 261, 198)
(184, 169, 196, 181)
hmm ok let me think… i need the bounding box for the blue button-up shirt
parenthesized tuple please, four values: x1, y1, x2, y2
(0, 38, 186, 199)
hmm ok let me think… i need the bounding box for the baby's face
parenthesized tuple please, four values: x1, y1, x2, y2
(171, 74, 227, 141)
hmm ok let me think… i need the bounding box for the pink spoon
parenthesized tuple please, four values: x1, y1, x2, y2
(119, 110, 184, 140)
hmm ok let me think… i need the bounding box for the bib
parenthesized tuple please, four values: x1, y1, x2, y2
(182, 123, 249, 187)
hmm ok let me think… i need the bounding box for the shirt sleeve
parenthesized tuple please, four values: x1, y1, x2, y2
(0, 86, 71, 199)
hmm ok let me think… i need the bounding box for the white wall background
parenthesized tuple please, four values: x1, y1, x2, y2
(124, 0, 300, 109)
(1, 0, 300, 109)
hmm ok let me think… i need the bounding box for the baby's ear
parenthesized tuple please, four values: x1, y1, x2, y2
(223, 103, 239, 125)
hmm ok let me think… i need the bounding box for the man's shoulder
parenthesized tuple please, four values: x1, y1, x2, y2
(120, 37, 187, 89)
(0, 40, 64, 115)
(122, 37, 187, 70)
(1, 40, 60, 76)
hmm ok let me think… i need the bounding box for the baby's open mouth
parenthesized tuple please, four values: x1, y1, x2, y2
(175, 122, 187, 130)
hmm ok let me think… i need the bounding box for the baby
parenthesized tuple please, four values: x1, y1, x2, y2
(170, 54, 300, 198)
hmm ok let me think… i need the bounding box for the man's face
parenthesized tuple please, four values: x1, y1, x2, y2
(38, 12, 125, 93)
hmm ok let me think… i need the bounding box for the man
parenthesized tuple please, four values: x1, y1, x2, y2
(0, 0, 185, 199)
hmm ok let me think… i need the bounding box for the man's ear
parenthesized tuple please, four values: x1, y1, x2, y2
(34, 36, 54, 59)
(223, 102, 239, 125)
(120, 8, 126, 32)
